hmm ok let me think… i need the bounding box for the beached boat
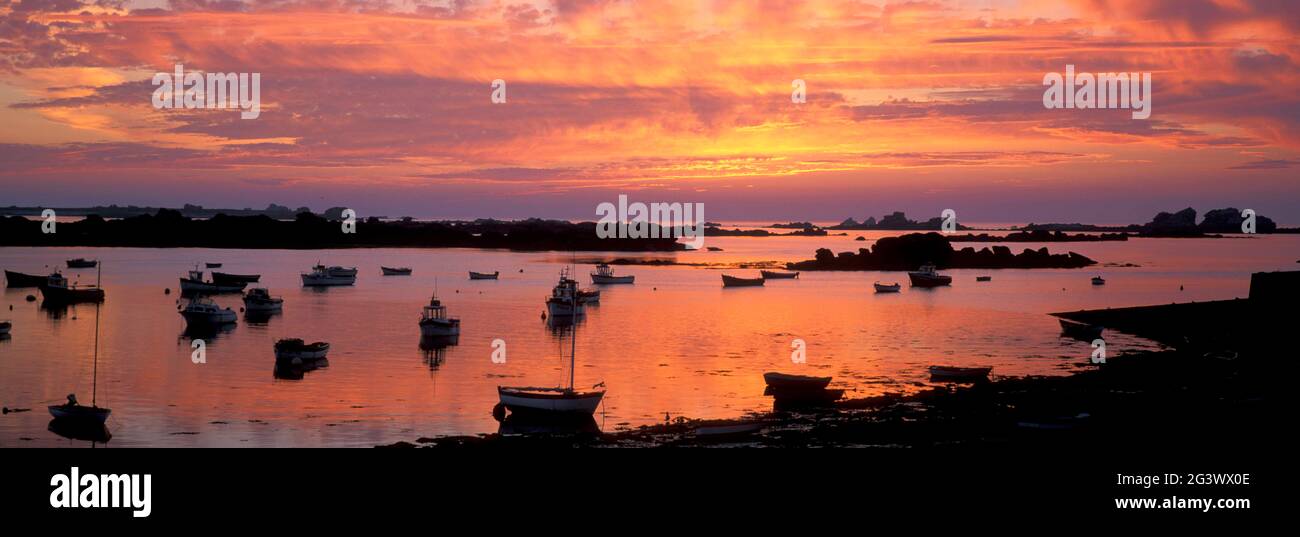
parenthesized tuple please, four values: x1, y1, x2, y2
(180, 269, 247, 294)
(242, 288, 283, 312)
(49, 286, 110, 426)
(40, 271, 105, 303)
(590, 264, 634, 284)
(469, 271, 499, 280)
(928, 365, 992, 382)
(722, 274, 765, 287)
(908, 263, 952, 287)
(1059, 319, 1104, 340)
(65, 258, 97, 269)
(763, 372, 832, 390)
(546, 268, 585, 317)
(211, 271, 261, 285)
(873, 282, 901, 293)
(4, 270, 48, 288)
(419, 294, 461, 337)
(498, 286, 604, 418)
(301, 265, 356, 286)
(976, 276, 992, 282)
(1091, 276, 1106, 285)
(381, 266, 413, 276)
(0, 320, 10, 336)
(179, 297, 237, 325)
(274, 338, 330, 362)
(760, 270, 799, 279)
(205, 262, 222, 268)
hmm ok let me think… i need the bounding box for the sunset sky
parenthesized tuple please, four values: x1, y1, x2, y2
(1, 0, 1297, 224)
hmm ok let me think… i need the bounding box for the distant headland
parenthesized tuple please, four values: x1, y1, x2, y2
(788, 232, 1096, 271)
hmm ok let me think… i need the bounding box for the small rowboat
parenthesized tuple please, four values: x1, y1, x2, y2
(763, 372, 832, 391)
(722, 274, 764, 287)
(381, 266, 413, 276)
(205, 262, 223, 268)
(66, 258, 97, 269)
(976, 276, 992, 282)
(873, 282, 901, 293)
(760, 270, 799, 279)
(1059, 319, 1104, 341)
(48, 403, 110, 424)
(928, 365, 992, 382)
(274, 338, 330, 362)
(469, 271, 499, 280)
(211, 272, 261, 285)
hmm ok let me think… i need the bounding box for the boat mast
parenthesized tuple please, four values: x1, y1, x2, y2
(92, 262, 101, 408)
(569, 253, 577, 391)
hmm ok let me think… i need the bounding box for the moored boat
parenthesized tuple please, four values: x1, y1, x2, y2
(1059, 319, 1104, 341)
(908, 263, 952, 287)
(40, 272, 105, 303)
(1091, 276, 1106, 285)
(66, 258, 97, 268)
(179, 297, 237, 325)
(314, 264, 358, 278)
(0, 320, 10, 336)
(180, 269, 247, 294)
(274, 338, 330, 362)
(762, 372, 832, 390)
(205, 262, 222, 268)
(242, 288, 283, 312)
(976, 276, 992, 282)
(4, 269, 48, 288)
(498, 285, 604, 419)
(419, 294, 461, 337)
(381, 266, 413, 276)
(760, 270, 799, 279)
(49, 283, 110, 427)
(873, 282, 901, 293)
(211, 271, 261, 285)
(301, 265, 356, 286)
(577, 288, 600, 305)
(722, 274, 765, 287)
(928, 365, 992, 382)
(590, 264, 634, 284)
(546, 268, 586, 317)
(469, 271, 499, 280)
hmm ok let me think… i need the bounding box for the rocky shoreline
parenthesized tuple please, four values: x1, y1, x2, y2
(786, 232, 1095, 271)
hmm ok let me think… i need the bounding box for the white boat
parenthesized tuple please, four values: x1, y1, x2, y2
(590, 264, 634, 284)
(180, 269, 247, 294)
(179, 297, 237, 325)
(381, 266, 413, 276)
(0, 320, 10, 335)
(419, 293, 461, 337)
(242, 288, 283, 312)
(274, 338, 330, 362)
(908, 263, 952, 287)
(301, 265, 356, 286)
(873, 282, 901, 293)
(545, 268, 585, 317)
(1091, 276, 1106, 285)
(49, 276, 110, 427)
(499, 281, 604, 418)
(314, 264, 358, 277)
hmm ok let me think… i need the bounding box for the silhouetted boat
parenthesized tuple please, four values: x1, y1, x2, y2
(499, 276, 604, 419)
(590, 264, 634, 284)
(419, 293, 461, 337)
(722, 274, 764, 287)
(180, 269, 247, 294)
(873, 282, 901, 293)
(274, 339, 330, 362)
(49, 287, 110, 427)
(763, 372, 832, 390)
(976, 276, 992, 282)
(205, 262, 222, 268)
(546, 268, 585, 317)
(313, 264, 358, 278)
(40, 272, 105, 303)
(577, 288, 600, 304)
(4, 270, 47, 288)
(242, 288, 283, 312)
(469, 271, 499, 280)
(1059, 319, 1104, 340)
(65, 258, 97, 269)
(0, 320, 10, 336)
(381, 266, 413, 275)
(1091, 276, 1106, 285)
(212, 271, 261, 285)
(929, 365, 991, 382)
(760, 270, 799, 279)
(179, 297, 237, 325)
(908, 264, 952, 287)
(301, 265, 355, 286)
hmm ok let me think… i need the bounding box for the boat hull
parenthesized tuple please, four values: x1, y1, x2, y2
(873, 283, 901, 293)
(381, 267, 413, 275)
(722, 275, 765, 287)
(419, 319, 461, 337)
(243, 299, 283, 312)
(39, 285, 105, 303)
(0, 322, 10, 335)
(181, 309, 237, 325)
(760, 270, 799, 279)
(546, 299, 585, 317)
(763, 372, 832, 390)
(928, 366, 991, 382)
(590, 274, 634, 284)
(211, 272, 261, 285)
(300, 274, 355, 286)
(180, 278, 246, 294)
(4, 270, 47, 288)
(48, 404, 111, 424)
(908, 273, 952, 287)
(66, 260, 97, 269)
(1059, 319, 1104, 341)
(497, 387, 604, 415)
(469, 272, 499, 280)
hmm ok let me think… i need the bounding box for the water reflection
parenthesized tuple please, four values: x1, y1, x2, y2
(496, 414, 601, 436)
(180, 322, 236, 341)
(244, 310, 281, 325)
(419, 334, 458, 369)
(273, 358, 329, 380)
(48, 419, 112, 445)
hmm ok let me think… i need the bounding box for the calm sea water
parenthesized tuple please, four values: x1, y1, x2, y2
(2, 231, 1296, 447)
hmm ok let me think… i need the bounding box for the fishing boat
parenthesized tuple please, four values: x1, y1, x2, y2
(498, 288, 604, 419)
(1059, 319, 1104, 341)
(1091, 276, 1106, 285)
(242, 288, 283, 312)
(180, 268, 247, 294)
(48, 288, 110, 426)
(722, 274, 765, 287)
(274, 338, 330, 362)
(313, 264, 358, 278)
(577, 288, 600, 305)
(928, 365, 992, 382)
(469, 271, 500, 280)
(908, 263, 952, 287)
(545, 268, 585, 317)
(0, 320, 10, 336)
(419, 293, 461, 337)
(40, 271, 105, 303)
(590, 264, 634, 284)
(205, 262, 222, 268)
(301, 265, 356, 286)
(976, 276, 992, 282)
(65, 258, 97, 269)
(179, 297, 237, 325)
(760, 270, 799, 279)
(4, 269, 48, 288)
(211, 271, 261, 285)
(381, 266, 413, 276)
(763, 372, 832, 391)
(873, 282, 901, 293)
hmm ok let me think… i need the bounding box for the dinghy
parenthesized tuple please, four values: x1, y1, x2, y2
(381, 266, 413, 276)
(211, 272, 261, 285)
(762, 372, 832, 390)
(873, 282, 901, 293)
(469, 271, 499, 280)
(722, 274, 765, 287)
(49, 284, 110, 426)
(760, 270, 799, 279)
(65, 258, 97, 269)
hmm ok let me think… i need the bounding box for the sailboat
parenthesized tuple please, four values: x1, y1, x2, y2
(48, 264, 111, 425)
(498, 276, 604, 418)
